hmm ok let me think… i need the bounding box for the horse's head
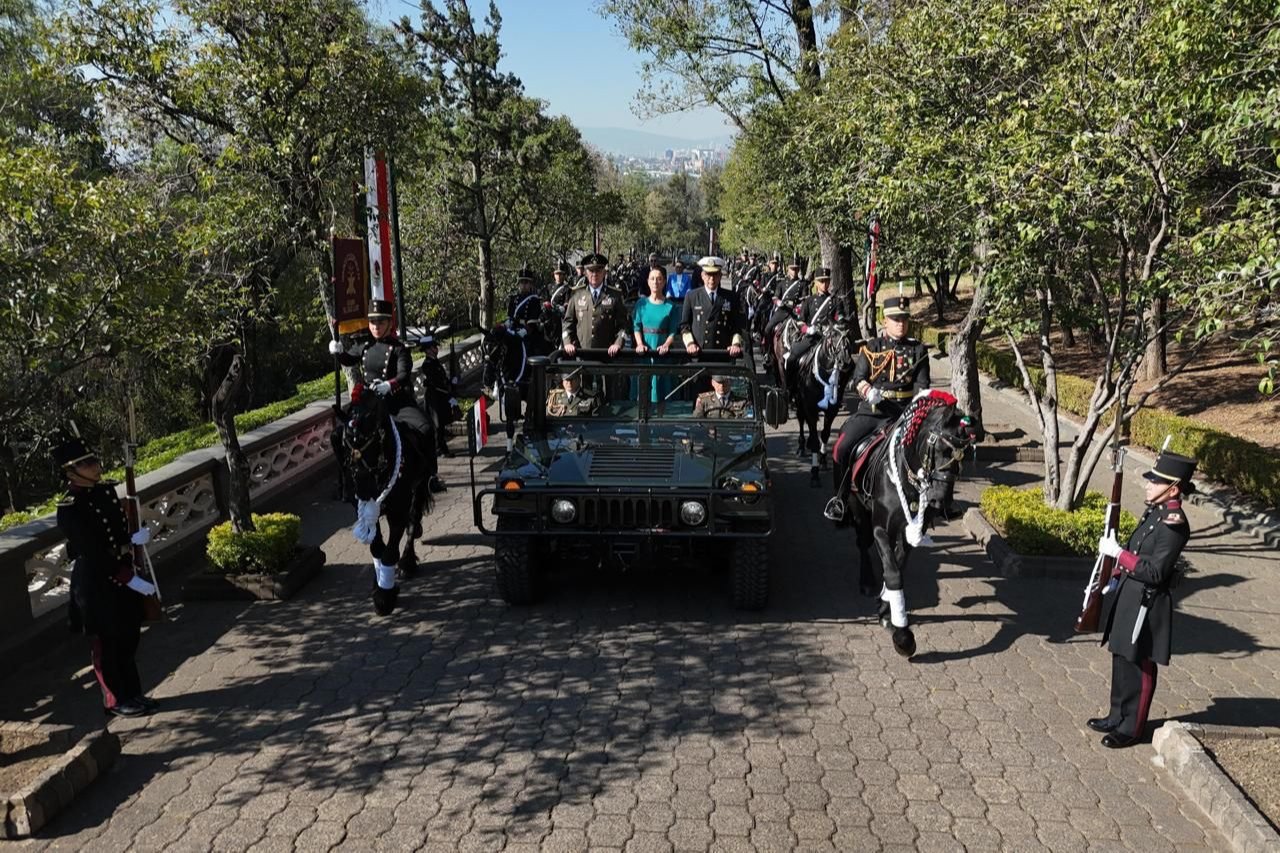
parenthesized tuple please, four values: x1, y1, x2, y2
(480, 324, 512, 388)
(341, 385, 395, 501)
(911, 396, 977, 514)
(821, 323, 859, 375)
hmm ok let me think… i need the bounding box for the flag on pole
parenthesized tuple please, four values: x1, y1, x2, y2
(470, 396, 488, 454)
(864, 216, 881, 303)
(364, 151, 396, 311)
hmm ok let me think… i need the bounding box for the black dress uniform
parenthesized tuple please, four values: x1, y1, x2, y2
(506, 268, 543, 327)
(679, 285, 745, 350)
(335, 304, 431, 440)
(414, 332, 458, 457)
(1091, 451, 1196, 747)
(831, 297, 930, 478)
(53, 439, 148, 715)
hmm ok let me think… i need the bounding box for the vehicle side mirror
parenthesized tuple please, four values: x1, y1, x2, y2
(764, 388, 787, 428)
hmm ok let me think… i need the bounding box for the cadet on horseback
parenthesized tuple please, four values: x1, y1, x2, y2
(826, 296, 930, 521)
(783, 268, 851, 390)
(329, 299, 433, 443)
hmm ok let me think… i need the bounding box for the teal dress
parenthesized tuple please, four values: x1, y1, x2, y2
(632, 298, 679, 402)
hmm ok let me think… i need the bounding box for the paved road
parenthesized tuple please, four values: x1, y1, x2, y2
(6, 363, 1277, 851)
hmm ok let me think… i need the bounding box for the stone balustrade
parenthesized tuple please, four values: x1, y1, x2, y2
(0, 334, 485, 649)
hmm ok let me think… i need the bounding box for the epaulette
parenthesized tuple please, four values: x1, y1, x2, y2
(1162, 509, 1187, 526)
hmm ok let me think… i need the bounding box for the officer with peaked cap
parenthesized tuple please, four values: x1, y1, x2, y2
(53, 436, 157, 717)
(693, 374, 750, 418)
(680, 256, 745, 356)
(1088, 450, 1197, 748)
(506, 267, 542, 327)
(329, 300, 432, 440)
(561, 252, 628, 357)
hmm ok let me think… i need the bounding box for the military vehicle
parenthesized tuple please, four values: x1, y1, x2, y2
(472, 350, 786, 609)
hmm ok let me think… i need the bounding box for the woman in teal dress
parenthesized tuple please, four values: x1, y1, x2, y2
(632, 266, 680, 403)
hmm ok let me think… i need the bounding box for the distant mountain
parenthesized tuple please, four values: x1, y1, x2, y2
(578, 126, 735, 158)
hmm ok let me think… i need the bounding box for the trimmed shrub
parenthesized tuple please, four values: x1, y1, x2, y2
(206, 513, 301, 574)
(980, 485, 1137, 556)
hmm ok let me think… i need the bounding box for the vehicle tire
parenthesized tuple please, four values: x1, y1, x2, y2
(495, 520, 539, 604)
(730, 537, 769, 611)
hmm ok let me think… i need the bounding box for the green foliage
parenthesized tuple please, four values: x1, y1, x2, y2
(981, 486, 1137, 557)
(206, 512, 301, 574)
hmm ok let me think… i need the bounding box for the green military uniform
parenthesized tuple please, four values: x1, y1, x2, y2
(693, 390, 750, 419)
(546, 387, 602, 417)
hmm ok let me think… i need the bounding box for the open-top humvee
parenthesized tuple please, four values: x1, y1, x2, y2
(472, 349, 786, 609)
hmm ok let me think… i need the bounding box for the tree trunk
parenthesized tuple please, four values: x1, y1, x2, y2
(209, 346, 255, 534)
(477, 234, 496, 328)
(818, 223, 862, 338)
(1141, 295, 1167, 380)
(0, 442, 19, 513)
(949, 273, 988, 441)
(933, 266, 948, 323)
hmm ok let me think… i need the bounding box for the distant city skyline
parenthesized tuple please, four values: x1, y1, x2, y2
(373, 0, 737, 142)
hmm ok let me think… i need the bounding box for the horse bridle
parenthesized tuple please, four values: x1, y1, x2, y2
(343, 410, 390, 480)
(913, 423, 972, 488)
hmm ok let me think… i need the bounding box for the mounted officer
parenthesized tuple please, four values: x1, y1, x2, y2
(783, 268, 851, 385)
(1089, 450, 1197, 748)
(825, 296, 929, 520)
(329, 299, 432, 442)
(762, 258, 809, 363)
(506, 267, 543, 328)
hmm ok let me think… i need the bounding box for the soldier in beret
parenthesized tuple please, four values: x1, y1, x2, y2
(561, 253, 628, 357)
(546, 371, 602, 417)
(329, 300, 432, 441)
(1088, 451, 1197, 748)
(826, 296, 929, 521)
(693, 375, 750, 419)
(53, 437, 157, 717)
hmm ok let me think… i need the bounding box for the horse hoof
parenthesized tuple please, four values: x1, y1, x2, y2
(372, 584, 399, 616)
(879, 614, 892, 630)
(892, 627, 917, 659)
(795, 445, 807, 459)
(396, 559, 418, 581)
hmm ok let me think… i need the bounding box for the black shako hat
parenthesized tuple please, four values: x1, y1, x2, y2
(1143, 450, 1198, 493)
(368, 299, 394, 319)
(581, 253, 608, 270)
(52, 437, 96, 468)
(883, 296, 911, 318)
(813, 267, 832, 281)
(517, 266, 535, 282)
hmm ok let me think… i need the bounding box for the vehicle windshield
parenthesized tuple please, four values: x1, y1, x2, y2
(545, 364, 759, 422)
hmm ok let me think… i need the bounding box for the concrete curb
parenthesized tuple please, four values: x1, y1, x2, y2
(976, 374, 1280, 548)
(1152, 722, 1280, 853)
(2, 723, 120, 838)
(962, 508, 1095, 580)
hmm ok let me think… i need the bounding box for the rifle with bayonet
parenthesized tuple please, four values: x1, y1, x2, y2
(1075, 401, 1125, 633)
(123, 387, 165, 622)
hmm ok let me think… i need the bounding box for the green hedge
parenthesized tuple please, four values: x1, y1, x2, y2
(206, 512, 301, 574)
(981, 485, 1137, 556)
(922, 325, 1280, 509)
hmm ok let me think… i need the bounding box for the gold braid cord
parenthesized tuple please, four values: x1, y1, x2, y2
(860, 346, 896, 383)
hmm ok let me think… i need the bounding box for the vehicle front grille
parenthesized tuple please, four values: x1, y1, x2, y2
(588, 446, 675, 480)
(580, 495, 678, 529)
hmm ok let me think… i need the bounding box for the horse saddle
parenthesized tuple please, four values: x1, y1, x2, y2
(849, 426, 892, 496)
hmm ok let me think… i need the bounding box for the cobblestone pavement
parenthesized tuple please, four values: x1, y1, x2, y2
(5, 366, 1277, 851)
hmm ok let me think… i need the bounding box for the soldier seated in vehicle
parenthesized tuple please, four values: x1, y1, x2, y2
(546, 371, 603, 417)
(693, 374, 750, 419)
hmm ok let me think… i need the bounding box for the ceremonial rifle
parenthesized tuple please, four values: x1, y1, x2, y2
(1074, 400, 1126, 633)
(123, 387, 165, 622)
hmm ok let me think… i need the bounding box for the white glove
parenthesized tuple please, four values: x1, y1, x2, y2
(1098, 534, 1123, 559)
(372, 381, 393, 396)
(448, 398, 457, 407)
(865, 387, 884, 405)
(516, 327, 528, 338)
(130, 527, 151, 546)
(328, 340, 343, 356)
(126, 576, 156, 596)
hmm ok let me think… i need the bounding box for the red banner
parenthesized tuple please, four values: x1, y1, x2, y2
(332, 237, 368, 335)
(364, 152, 395, 312)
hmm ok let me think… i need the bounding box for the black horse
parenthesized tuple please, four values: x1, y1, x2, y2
(784, 322, 859, 486)
(334, 385, 433, 616)
(834, 390, 974, 658)
(481, 322, 551, 450)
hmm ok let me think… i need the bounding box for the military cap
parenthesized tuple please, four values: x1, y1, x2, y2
(698, 256, 726, 273)
(52, 437, 96, 468)
(368, 299, 394, 318)
(416, 330, 438, 347)
(711, 374, 732, 384)
(581, 252, 608, 270)
(770, 252, 781, 262)
(517, 266, 535, 282)
(813, 267, 832, 281)
(1143, 450, 1198, 493)
(883, 296, 911, 318)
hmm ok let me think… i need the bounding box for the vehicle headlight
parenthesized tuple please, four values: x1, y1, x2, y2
(550, 499, 577, 523)
(680, 500, 707, 526)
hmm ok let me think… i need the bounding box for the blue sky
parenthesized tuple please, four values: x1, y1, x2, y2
(373, 0, 733, 139)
